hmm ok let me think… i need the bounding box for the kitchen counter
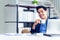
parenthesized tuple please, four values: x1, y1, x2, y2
(0, 33, 60, 40)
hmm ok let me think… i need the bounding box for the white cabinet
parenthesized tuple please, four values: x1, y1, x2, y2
(4, 6, 17, 33)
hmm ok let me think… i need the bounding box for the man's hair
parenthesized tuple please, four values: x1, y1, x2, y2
(36, 6, 47, 12)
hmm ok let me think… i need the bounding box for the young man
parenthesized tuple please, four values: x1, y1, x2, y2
(30, 6, 48, 34)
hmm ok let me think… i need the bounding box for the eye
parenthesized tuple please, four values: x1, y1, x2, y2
(37, 11, 40, 13)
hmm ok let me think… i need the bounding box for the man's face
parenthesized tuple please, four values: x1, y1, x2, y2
(37, 8, 47, 19)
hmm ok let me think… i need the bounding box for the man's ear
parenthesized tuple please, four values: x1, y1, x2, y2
(46, 10, 48, 16)
(46, 11, 48, 14)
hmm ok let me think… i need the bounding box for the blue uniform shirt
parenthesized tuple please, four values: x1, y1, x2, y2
(30, 19, 48, 34)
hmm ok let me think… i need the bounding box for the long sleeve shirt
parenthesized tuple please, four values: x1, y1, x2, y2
(30, 19, 48, 34)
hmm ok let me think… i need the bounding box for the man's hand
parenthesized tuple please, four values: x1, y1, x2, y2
(32, 19, 40, 29)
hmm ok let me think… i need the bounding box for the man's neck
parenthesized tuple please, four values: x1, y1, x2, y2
(41, 18, 47, 24)
(41, 18, 47, 21)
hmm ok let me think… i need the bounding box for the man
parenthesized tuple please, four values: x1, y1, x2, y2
(30, 6, 48, 34)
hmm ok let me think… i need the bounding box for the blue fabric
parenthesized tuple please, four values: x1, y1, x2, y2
(30, 19, 48, 34)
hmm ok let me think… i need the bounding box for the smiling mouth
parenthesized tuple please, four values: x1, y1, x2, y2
(40, 14, 44, 18)
(40, 14, 44, 16)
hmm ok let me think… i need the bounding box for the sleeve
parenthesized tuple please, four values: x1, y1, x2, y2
(30, 28, 36, 34)
(30, 23, 40, 34)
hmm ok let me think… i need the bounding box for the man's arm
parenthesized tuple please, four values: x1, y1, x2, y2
(30, 19, 40, 33)
(32, 19, 40, 29)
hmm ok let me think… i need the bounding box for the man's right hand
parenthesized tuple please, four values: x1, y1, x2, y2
(32, 19, 40, 29)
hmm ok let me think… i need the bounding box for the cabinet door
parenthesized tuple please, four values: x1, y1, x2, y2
(5, 23, 16, 33)
(4, 7, 17, 21)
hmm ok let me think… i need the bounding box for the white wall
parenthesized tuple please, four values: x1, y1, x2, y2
(49, 0, 60, 18)
(7, 0, 16, 4)
(49, 0, 60, 12)
(0, 0, 16, 34)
